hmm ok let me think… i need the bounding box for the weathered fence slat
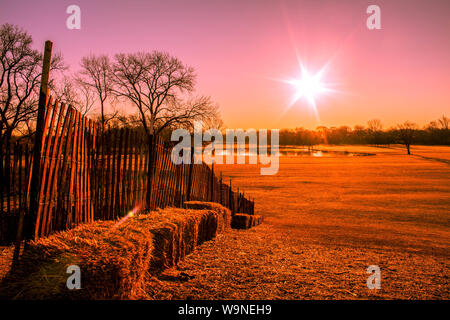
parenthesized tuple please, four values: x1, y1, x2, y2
(41, 102, 68, 236)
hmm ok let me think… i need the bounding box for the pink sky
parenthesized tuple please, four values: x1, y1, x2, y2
(2, 0, 449, 129)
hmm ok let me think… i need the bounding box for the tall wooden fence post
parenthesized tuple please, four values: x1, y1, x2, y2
(229, 178, 233, 215)
(219, 172, 223, 205)
(186, 146, 194, 201)
(210, 162, 214, 202)
(252, 197, 255, 214)
(237, 187, 240, 213)
(175, 163, 182, 207)
(21, 41, 52, 248)
(146, 134, 154, 209)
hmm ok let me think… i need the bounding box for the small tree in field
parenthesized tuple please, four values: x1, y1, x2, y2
(437, 115, 449, 131)
(397, 121, 418, 155)
(367, 119, 383, 145)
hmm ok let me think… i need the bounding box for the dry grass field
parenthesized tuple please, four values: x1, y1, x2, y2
(146, 145, 450, 299)
(1, 145, 448, 299)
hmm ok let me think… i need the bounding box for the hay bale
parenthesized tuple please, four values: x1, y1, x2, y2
(0, 207, 222, 300)
(147, 208, 218, 272)
(184, 201, 231, 233)
(231, 214, 263, 229)
(250, 215, 263, 227)
(0, 219, 154, 300)
(231, 214, 251, 229)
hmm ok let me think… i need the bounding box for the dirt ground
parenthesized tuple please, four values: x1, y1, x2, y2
(144, 145, 450, 299)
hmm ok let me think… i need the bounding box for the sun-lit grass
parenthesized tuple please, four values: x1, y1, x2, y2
(149, 145, 449, 299)
(1, 145, 448, 299)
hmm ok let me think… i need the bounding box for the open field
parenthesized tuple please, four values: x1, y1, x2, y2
(146, 145, 450, 299)
(1, 145, 448, 299)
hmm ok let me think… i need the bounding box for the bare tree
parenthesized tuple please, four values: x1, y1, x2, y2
(426, 120, 439, 131)
(78, 54, 115, 130)
(111, 51, 219, 138)
(437, 115, 449, 130)
(77, 80, 96, 116)
(159, 95, 220, 132)
(397, 121, 418, 155)
(367, 119, 383, 145)
(53, 76, 78, 106)
(111, 112, 142, 129)
(367, 119, 382, 132)
(203, 113, 224, 132)
(53, 76, 96, 116)
(0, 23, 64, 146)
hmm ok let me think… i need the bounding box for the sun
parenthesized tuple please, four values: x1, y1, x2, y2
(281, 62, 334, 120)
(290, 68, 325, 105)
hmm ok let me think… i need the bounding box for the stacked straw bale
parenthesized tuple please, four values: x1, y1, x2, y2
(250, 215, 263, 227)
(184, 201, 231, 233)
(231, 214, 263, 229)
(0, 202, 230, 300)
(148, 208, 219, 271)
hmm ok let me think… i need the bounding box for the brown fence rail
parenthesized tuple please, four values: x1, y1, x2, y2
(0, 94, 254, 245)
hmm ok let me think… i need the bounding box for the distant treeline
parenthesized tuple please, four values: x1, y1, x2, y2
(278, 117, 450, 147)
(104, 116, 449, 151)
(8, 116, 449, 153)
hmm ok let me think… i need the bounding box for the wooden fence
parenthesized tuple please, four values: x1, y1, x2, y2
(0, 142, 33, 244)
(148, 135, 254, 214)
(0, 94, 254, 245)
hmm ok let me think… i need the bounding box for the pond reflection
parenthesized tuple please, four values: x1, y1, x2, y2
(201, 145, 375, 157)
(278, 147, 375, 157)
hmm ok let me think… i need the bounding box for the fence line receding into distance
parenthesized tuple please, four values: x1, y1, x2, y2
(0, 94, 254, 245)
